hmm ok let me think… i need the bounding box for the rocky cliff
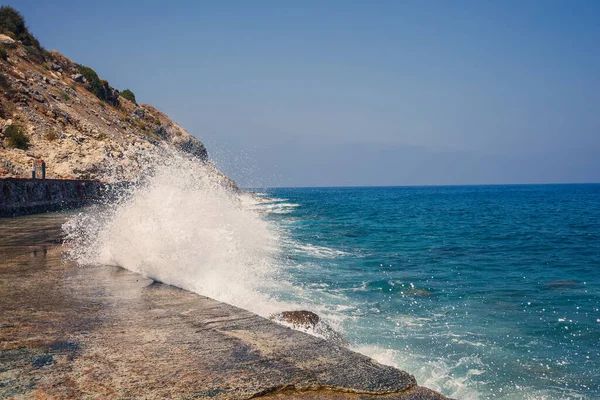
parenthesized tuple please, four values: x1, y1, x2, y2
(0, 7, 233, 187)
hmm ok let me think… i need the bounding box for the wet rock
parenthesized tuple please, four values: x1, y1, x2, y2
(175, 137, 208, 160)
(270, 310, 349, 346)
(275, 310, 321, 327)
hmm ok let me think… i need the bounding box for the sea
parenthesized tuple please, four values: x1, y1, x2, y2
(253, 185, 600, 400)
(62, 154, 600, 400)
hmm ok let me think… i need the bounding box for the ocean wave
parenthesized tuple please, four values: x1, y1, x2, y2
(452, 339, 487, 347)
(245, 200, 300, 214)
(289, 242, 351, 258)
(63, 149, 291, 317)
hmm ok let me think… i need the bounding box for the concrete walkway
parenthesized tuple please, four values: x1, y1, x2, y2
(0, 215, 449, 399)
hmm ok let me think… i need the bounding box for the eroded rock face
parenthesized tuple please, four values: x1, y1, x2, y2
(270, 310, 349, 347)
(0, 40, 216, 183)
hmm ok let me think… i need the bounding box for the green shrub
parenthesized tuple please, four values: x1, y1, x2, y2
(120, 88, 136, 104)
(0, 6, 24, 35)
(4, 124, 30, 150)
(0, 6, 41, 49)
(77, 64, 104, 96)
(77, 64, 119, 106)
(61, 91, 70, 101)
(0, 48, 7, 60)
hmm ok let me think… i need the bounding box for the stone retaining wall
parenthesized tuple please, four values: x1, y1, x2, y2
(0, 178, 106, 217)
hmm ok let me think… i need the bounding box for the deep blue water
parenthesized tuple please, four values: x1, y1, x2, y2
(258, 184, 600, 400)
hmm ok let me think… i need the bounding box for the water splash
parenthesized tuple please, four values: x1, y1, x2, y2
(63, 149, 286, 315)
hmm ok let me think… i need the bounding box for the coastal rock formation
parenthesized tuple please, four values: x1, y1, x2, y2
(270, 310, 349, 347)
(0, 9, 229, 185)
(274, 310, 322, 327)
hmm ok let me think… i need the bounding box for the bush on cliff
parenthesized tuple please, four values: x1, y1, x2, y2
(0, 6, 41, 49)
(120, 89, 136, 104)
(4, 124, 30, 150)
(77, 65, 106, 98)
(77, 64, 119, 106)
(0, 48, 7, 60)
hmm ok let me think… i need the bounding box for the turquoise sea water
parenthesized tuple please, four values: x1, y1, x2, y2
(257, 184, 600, 400)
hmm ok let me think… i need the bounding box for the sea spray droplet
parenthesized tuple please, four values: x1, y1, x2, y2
(63, 148, 287, 317)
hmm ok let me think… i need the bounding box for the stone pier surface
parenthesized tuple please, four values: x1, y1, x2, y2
(0, 214, 450, 399)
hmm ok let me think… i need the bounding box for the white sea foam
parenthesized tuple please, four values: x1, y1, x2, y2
(289, 242, 350, 258)
(351, 345, 482, 400)
(258, 203, 300, 214)
(63, 149, 291, 317)
(242, 196, 300, 214)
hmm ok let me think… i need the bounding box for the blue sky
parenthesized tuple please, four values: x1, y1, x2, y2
(13, 0, 600, 187)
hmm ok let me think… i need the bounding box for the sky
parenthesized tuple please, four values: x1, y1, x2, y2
(12, 0, 600, 187)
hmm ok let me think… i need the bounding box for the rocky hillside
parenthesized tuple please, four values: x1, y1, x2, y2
(0, 7, 234, 188)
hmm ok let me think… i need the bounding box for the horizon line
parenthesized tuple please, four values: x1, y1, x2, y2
(242, 182, 600, 190)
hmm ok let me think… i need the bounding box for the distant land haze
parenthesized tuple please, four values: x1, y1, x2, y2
(15, 1, 600, 187)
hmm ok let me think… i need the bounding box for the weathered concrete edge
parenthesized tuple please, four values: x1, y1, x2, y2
(134, 278, 453, 399)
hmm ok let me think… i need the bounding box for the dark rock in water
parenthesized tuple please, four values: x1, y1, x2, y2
(271, 310, 349, 347)
(277, 310, 321, 328)
(544, 280, 580, 289)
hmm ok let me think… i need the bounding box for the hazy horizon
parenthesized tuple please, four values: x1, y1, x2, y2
(245, 182, 600, 190)
(15, 0, 600, 187)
